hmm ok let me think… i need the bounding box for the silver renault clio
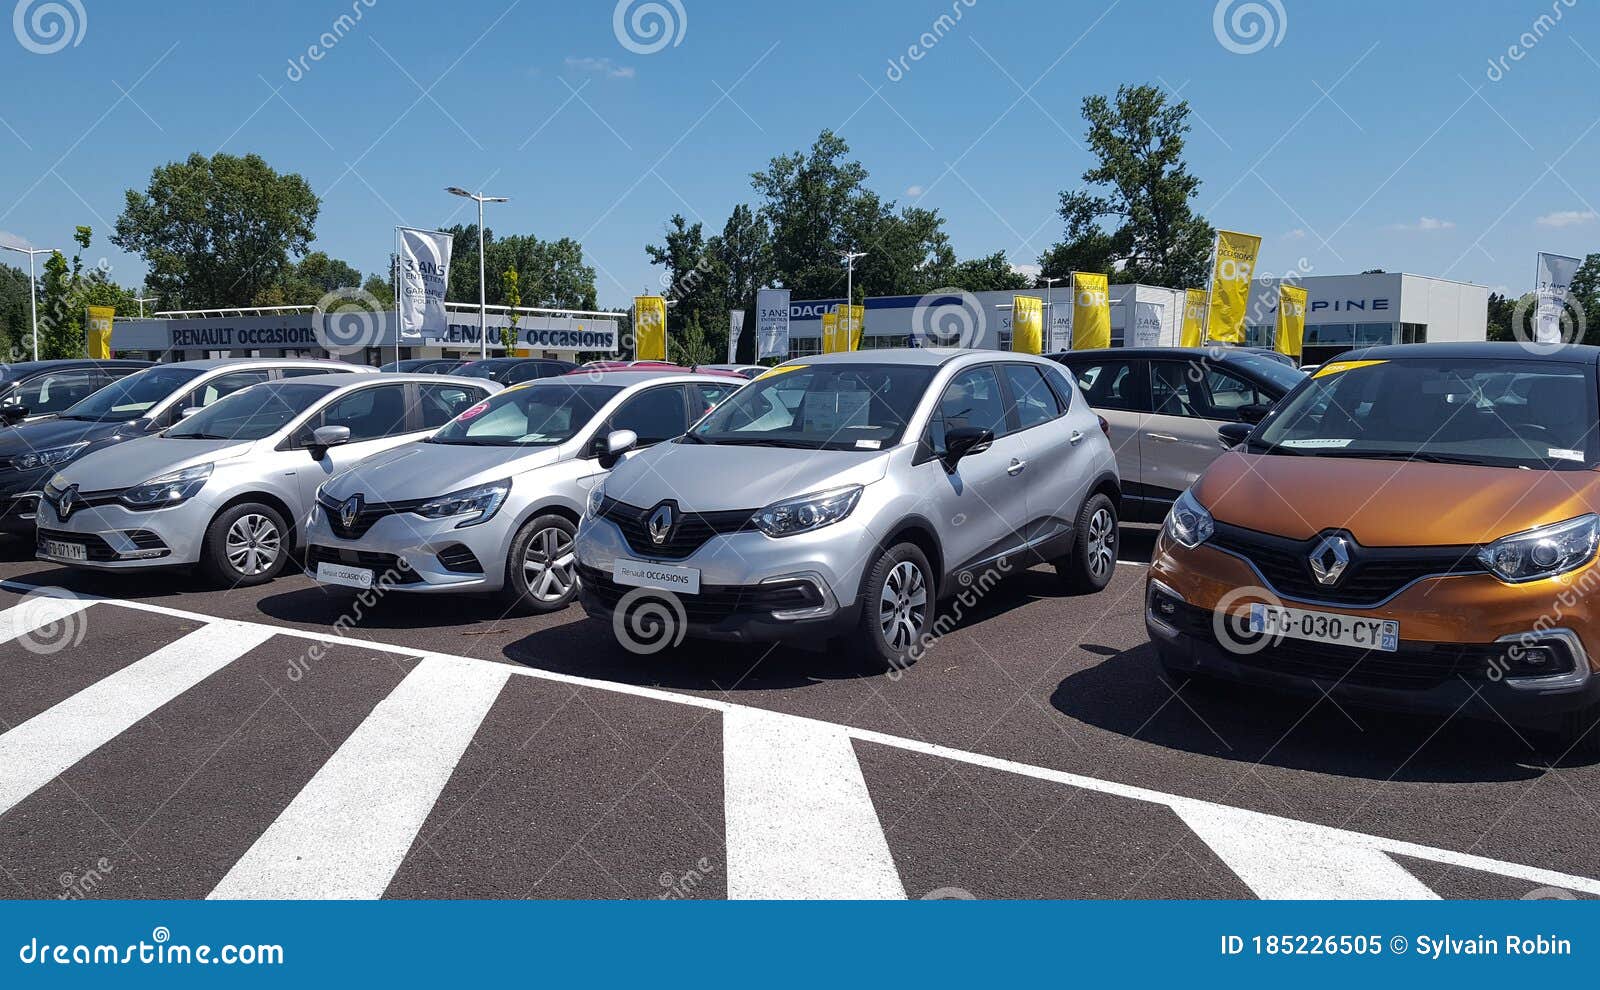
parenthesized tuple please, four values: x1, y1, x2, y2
(37, 374, 498, 586)
(303, 371, 744, 612)
(574, 349, 1121, 668)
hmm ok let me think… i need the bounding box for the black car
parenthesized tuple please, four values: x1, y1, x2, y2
(453, 357, 577, 385)
(378, 358, 468, 374)
(0, 359, 152, 426)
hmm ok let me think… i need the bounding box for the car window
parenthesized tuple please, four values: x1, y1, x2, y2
(692, 382, 739, 417)
(430, 383, 620, 447)
(191, 370, 272, 409)
(506, 362, 545, 383)
(169, 382, 335, 441)
(690, 364, 935, 450)
(609, 386, 689, 445)
(1204, 368, 1268, 419)
(311, 383, 411, 441)
(419, 383, 487, 428)
(1150, 362, 1204, 418)
(1040, 362, 1077, 410)
(928, 366, 1009, 456)
(1069, 359, 1146, 412)
(1002, 364, 1059, 430)
(60, 366, 202, 422)
(276, 367, 340, 379)
(14, 370, 107, 414)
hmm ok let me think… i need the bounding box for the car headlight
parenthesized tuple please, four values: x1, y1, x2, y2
(1477, 514, 1599, 583)
(585, 480, 607, 519)
(119, 462, 213, 508)
(752, 485, 862, 538)
(413, 479, 510, 529)
(1163, 488, 1214, 549)
(13, 441, 90, 472)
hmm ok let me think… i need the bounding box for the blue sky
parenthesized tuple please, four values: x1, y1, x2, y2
(1, 0, 1596, 308)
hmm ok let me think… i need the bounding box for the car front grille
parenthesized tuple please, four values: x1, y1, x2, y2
(1208, 521, 1484, 606)
(596, 496, 755, 560)
(578, 564, 822, 624)
(316, 492, 428, 540)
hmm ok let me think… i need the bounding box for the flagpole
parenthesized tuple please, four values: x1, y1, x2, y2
(392, 227, 400, 368)
(1200, 232, 1220, 344)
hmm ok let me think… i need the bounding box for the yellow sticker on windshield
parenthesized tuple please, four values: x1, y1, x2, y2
(755, 364, 805, 381)
(1312, 359, 1388, 379)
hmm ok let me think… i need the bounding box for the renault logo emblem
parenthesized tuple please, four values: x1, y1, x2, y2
(1309, 534, 1351, 586)
(647, 503, 675, 545)
(340, 495, 363, 531)
(56, 485, 77, 521)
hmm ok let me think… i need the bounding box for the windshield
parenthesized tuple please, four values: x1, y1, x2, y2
(688, 363, 936, 450)
(166, 382, 335, 441)
(428, 382, 620, 446)
(1251, 357, 1599, 470)
(61, 366, 202, 422)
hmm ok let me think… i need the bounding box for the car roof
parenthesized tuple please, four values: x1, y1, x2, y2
(1, 358, 152, 376)
(775, 347, 1008, 369)
(161, 357, 370, 372)
(275, 372, 503, 389)
(1338, 342, 1600, 364)
(514, 370, 735, 388)
(1050, 346, 1276, 363)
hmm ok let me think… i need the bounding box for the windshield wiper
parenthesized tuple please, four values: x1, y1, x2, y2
(1309, 449, 1489, 466)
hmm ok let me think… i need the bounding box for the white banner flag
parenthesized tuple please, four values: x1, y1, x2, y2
(728, 309, 746, 363)
(398, 227, 453, 341)
(1132, 300, 1167, 347)
(1536, 252, 1582, 344)
(756, 288, 790, 360)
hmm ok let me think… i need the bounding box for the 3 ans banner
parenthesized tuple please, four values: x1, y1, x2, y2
(634, 295, 667, 360)
(1205, 230, 1261, 345)
(1181, 288, 1207, 348)
(1071, 274, 1110, 350)
(1011, 295, 1043, 354)
(397, 227, 453, 341)
(1275, 284, 1307, 360)
(85, 306, 114, 359)
(756, 287, 791, 360)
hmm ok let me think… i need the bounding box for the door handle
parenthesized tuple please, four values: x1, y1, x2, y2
(1146, 432, 1179, 442)
(1068, 430, 1084, 445)
(1007, 458, 1027, 476)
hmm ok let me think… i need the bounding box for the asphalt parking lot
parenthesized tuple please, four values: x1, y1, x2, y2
(2, 525, 1599, 901)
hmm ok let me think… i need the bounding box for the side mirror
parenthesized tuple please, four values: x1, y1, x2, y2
(1237, 403, 1271, 425)
(597, 428, 637, 468)
(179, 406, 202, 419)
(0, 403, 28, 424)
(1217, 422, 1253, 448)
(309, 425, 352, 458)
(942, 426, 994, 468)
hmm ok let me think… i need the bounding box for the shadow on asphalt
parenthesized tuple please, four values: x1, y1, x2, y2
(1050, 644, 1589, 781)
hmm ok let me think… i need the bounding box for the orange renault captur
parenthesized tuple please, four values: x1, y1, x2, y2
(1147, 342, 1600, 753)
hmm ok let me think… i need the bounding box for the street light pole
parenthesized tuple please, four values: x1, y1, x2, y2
(446, 187, 510, 360)
(133, 292, 158, 319)
(839, 250, 867, 351)
(2, 244, 57, 361)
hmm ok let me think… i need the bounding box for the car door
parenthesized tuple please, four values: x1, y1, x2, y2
(289, 382, 425, 510)
(1060, 357, 1148, 504)
(1144, 360, 1233, 502)
(10, 369, 110, 419)
(155, 368, 274, 427)
(919, 364, 1029, 575)
(1000, 362, 1096, 553)
(602, 384, 691, 450)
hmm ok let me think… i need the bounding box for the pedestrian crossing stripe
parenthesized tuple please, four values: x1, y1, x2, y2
(2, 584, 1598, 901)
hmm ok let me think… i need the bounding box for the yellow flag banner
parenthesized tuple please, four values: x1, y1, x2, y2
(821, 311, 840, 354)
(634, 295, 667, 360)
(86, 306, 115, 359)
(1071, 273, 1111, 350)
(1181, 288, 1207, 348)
(1275, 284, 1308, 360)
(1010, 295, 1043, 354)
(838, 304, 864, 351)
(1205, 230, 1261, 344)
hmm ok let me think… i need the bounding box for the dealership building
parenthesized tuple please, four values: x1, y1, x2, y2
(110, 303, 622, 364)
(783, 272, 1487, 364)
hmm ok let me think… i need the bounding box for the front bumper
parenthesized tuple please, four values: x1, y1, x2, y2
(573, 513, 869, 644)
(303, 508, 510, 593)
(0, 467, 52, 533)
(33, 497, 204, 569)
(1147, 535, 1600, 728)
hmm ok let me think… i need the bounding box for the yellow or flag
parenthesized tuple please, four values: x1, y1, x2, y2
(821, 311, 840, 353)
(1205, 230, 1261, 344)
(1181, 288, 1207, 348)
(1010, 295, 1043, 354)
(1275, 284, 1307, 360)
(634, 295, 667, 360)
(1070, 273, 1111, 350)
(86, 306, 114, 359)
(837, 304, 864, 351)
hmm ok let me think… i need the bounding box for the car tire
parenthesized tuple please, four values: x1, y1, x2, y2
(1055, 493, 1118, 594)
(852, 542, 935, 671)
(502, 514, 580, 614)
(1554, 705, 1600, 760)
(199, 502, 290, 588)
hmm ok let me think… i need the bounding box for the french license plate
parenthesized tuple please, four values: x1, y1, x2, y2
(316, 561, 374, 590)
(612, 557, 700, 595)
(41, 539, 86, 561)
(1248, 603, 1398, 652)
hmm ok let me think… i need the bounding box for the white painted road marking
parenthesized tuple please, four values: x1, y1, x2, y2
(209, 654, 510, 900)
(1173, 803, 1439, 899)
(723, 707, 906, 900)
(0, 593, 92, 647)
(0, 620, 275, 817)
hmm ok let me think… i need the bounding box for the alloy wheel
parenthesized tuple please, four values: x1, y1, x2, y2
(1086, 506, 1116, 581)
(878, 559, 929, 652)
(523, 526, 577, 603)
(225, 513, 282, 577)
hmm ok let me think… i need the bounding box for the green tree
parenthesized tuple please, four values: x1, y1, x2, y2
(444, 227, 598, 312)
(1041, 84, 1214, 289)
(113, 152, 319, 308)
(0, 263, 29, 358)
(253, 251, 366, 307)
(500, 266, 521, 352)
(948, 252, 1032, 292)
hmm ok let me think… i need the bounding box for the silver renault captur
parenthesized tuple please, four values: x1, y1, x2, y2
(575, 349, 1122, 668)
(37, 374, 499, 586)
(303, 371, 744, 612)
